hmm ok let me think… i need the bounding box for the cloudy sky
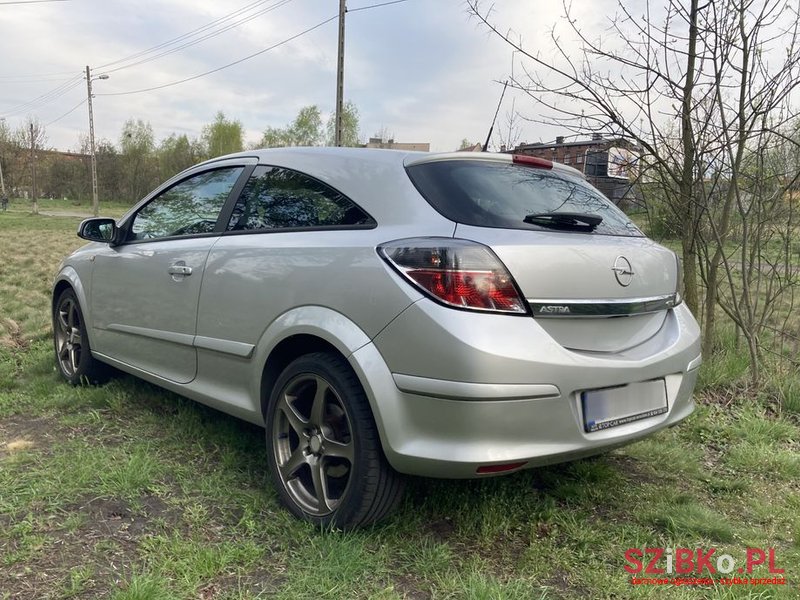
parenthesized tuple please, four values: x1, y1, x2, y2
(0, 0, 623, 153)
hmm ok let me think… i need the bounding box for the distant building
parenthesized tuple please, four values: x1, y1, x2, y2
(510, 134, 641, 207)
(457, 143, 484, 152)
(363, 137, 430, 152)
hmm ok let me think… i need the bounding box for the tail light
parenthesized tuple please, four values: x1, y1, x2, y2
(378, 238, 528, 314)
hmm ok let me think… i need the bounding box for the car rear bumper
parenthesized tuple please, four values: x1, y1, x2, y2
(349, 301, 701, 478)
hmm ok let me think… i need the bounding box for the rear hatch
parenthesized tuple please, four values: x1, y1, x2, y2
(405, 154, 679, 353)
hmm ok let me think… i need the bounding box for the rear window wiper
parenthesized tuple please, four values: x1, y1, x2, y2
(523, 212, 603, 231)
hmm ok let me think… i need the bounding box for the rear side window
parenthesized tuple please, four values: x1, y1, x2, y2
(406, 160, 642, 237)
(227, 166, 375, 231)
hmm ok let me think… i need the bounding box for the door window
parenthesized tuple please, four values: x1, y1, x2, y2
(226, 166, 374, 231)
(130, 167, 243, 240)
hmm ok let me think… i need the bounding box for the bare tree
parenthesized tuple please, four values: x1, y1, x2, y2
(16, 116, 48, 214)
(690, 0, 800, 381)
(468, 0, 708, 313)
(468, 0, 800, 384)
(497, 97, 523, 151)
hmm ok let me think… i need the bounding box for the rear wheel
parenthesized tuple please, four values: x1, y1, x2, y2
(53, 288, 108, 385)
(265, 352, 404, 528)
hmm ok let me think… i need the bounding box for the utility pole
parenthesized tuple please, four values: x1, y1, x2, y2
(0, 117, 6, 199)
(85, 67, 108, 216)
(86, 65, 99, 217)
(334, 0, 346, 146)
(30, 122, 37, 215)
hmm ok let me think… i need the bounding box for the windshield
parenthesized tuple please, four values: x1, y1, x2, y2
(406, 160, 642, 237)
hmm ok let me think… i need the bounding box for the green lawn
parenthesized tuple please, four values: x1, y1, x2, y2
(2, 196, 131, 219)
(1, 209, 798, 599)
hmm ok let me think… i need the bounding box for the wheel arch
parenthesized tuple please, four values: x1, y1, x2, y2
(259, 334, 344, 419)
(52, 268, 94, 346)
(254, 306, 374, 420)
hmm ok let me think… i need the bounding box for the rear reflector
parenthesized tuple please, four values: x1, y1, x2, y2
(512, 154, 553, 169)
(476, 461, 527, 474)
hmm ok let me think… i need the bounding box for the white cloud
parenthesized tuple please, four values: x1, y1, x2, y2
(0, 0, 653, 154)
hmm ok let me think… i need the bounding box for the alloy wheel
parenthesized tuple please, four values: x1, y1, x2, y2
(55, 296, 83, 378)
(272, 374, 355, 516)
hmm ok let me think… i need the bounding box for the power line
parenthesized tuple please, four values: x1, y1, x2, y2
(96, 0, 295, 71)
(0, 74, 81, 82)
(0, 0, 70, 4)
(44, 97, 87, 126)
(0, 0, 296, 117)
(1, 0, 412, 126)
(97, 0, 275, 69)
(98, 14, 337, 97)
(0, 74, 83, 117)
(95, 0, 409, 97)
(3, 78, 83, 116)
(348, 0, 412, 13)
(103, 0, 297, 75)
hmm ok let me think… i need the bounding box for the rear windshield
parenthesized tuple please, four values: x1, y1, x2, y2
(406, 160, 643, 237)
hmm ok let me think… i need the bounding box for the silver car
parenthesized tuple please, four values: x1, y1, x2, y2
(52, 148, 701, 528)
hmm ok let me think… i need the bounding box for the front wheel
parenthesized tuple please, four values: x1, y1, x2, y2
(53, 288, 109, 385)
(265, 352, 404, 528)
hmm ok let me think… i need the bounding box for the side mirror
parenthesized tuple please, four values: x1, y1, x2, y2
(78, 218, 119, 244)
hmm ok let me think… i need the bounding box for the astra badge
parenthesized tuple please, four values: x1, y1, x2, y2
(539, 305, 571, 314)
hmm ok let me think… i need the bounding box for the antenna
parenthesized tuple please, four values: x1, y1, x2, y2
(483, 80, 508, 152)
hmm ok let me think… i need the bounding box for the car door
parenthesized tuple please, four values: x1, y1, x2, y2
(195, 165, 382, 353)
(90, 161, 253, 384)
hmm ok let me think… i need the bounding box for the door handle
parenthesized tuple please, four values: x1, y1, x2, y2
(167, 264, 192, 276)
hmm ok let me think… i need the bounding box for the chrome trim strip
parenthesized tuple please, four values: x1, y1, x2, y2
(194, 336, 255, 358)
(106, 323, 195, 347)
(393, 373, 560, 401)
(527, 293, 678, 318)
(106, 325, 255, 358)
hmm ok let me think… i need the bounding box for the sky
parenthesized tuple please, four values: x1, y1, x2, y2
(0, 0, 624, 153)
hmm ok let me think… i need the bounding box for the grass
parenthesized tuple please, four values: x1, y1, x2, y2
(1, 204, 799, 598)
(3, 195, 132, 218)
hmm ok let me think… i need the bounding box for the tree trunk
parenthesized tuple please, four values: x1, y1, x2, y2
(682, 227, 700, 315)
(745, 331, 760, 389)
(678, 0, 700, 315)
(702, 270, 717, 357)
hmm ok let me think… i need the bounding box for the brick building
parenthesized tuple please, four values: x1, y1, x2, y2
(363, 137, 430, 152)
(510, 134, 641, 207)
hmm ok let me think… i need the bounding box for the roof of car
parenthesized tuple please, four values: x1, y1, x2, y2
(200, 146, 584, 179)
(199, 146, 425, 168)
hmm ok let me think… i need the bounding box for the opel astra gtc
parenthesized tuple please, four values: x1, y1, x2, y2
(53, 148, 701, 528)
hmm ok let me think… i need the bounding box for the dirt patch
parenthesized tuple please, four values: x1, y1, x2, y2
(0, 415, 56, 459)
(390, 572, 431, 599)
(79, 494, 175, 538)
(542, 567, 579, 599)
(0, 494, 181, 600)
(425, 517, 455, 543)
(699, 384, 749, 408)
(200, 567, 285, 598)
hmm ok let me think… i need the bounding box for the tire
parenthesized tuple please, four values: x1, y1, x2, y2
(265, 352, 404, 528)
(53, 288, 109, 385)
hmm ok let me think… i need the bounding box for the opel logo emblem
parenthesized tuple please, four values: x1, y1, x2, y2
(612, 256, 634, 287)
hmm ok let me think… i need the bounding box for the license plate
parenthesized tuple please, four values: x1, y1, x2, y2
(581, 379, 667, 433)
